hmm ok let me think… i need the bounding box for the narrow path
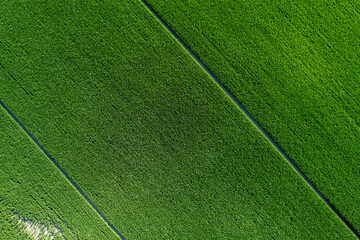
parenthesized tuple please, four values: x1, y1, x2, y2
(0, 96, 125, 240)
(138, 1, 360, 238)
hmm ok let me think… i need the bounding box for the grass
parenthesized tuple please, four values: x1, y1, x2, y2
(145, 0, 360, 233)
(0, 104, 118, 239)
(0, 0, 357, 239)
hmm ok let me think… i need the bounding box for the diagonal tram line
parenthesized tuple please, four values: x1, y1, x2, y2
(0, 99, 126, 240)
(0, 66, 125, 240)
(138, 0, 360, 238)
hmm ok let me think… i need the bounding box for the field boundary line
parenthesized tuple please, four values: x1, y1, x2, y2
(0, 71, 125, 239)
(0, 99, 125, 240)
(138, 1, 360, 238)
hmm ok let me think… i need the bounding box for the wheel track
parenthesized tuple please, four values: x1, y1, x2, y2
(0, 64, 125, 240)
(138, 0, 360, 238)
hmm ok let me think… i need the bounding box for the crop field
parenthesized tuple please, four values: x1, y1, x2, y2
(145, 0, 360, 234)
(0, 0, 359, 239)
(0, 105, 118, 239)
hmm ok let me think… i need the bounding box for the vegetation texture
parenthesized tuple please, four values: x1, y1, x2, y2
(0, 0, 357, 239)
(0, 107, 118, 239)
(146, 0, 360, 233)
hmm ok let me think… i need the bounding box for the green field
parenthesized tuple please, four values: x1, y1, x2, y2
(1, 0, 358, 239)
(145, 0, 360, 233)
(0, 103, 118, 239)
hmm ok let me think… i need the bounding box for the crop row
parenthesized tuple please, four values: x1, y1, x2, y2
(146, 0, 360, 233)
(0, 0, 357, 239)
(0, 102, 117, 239)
